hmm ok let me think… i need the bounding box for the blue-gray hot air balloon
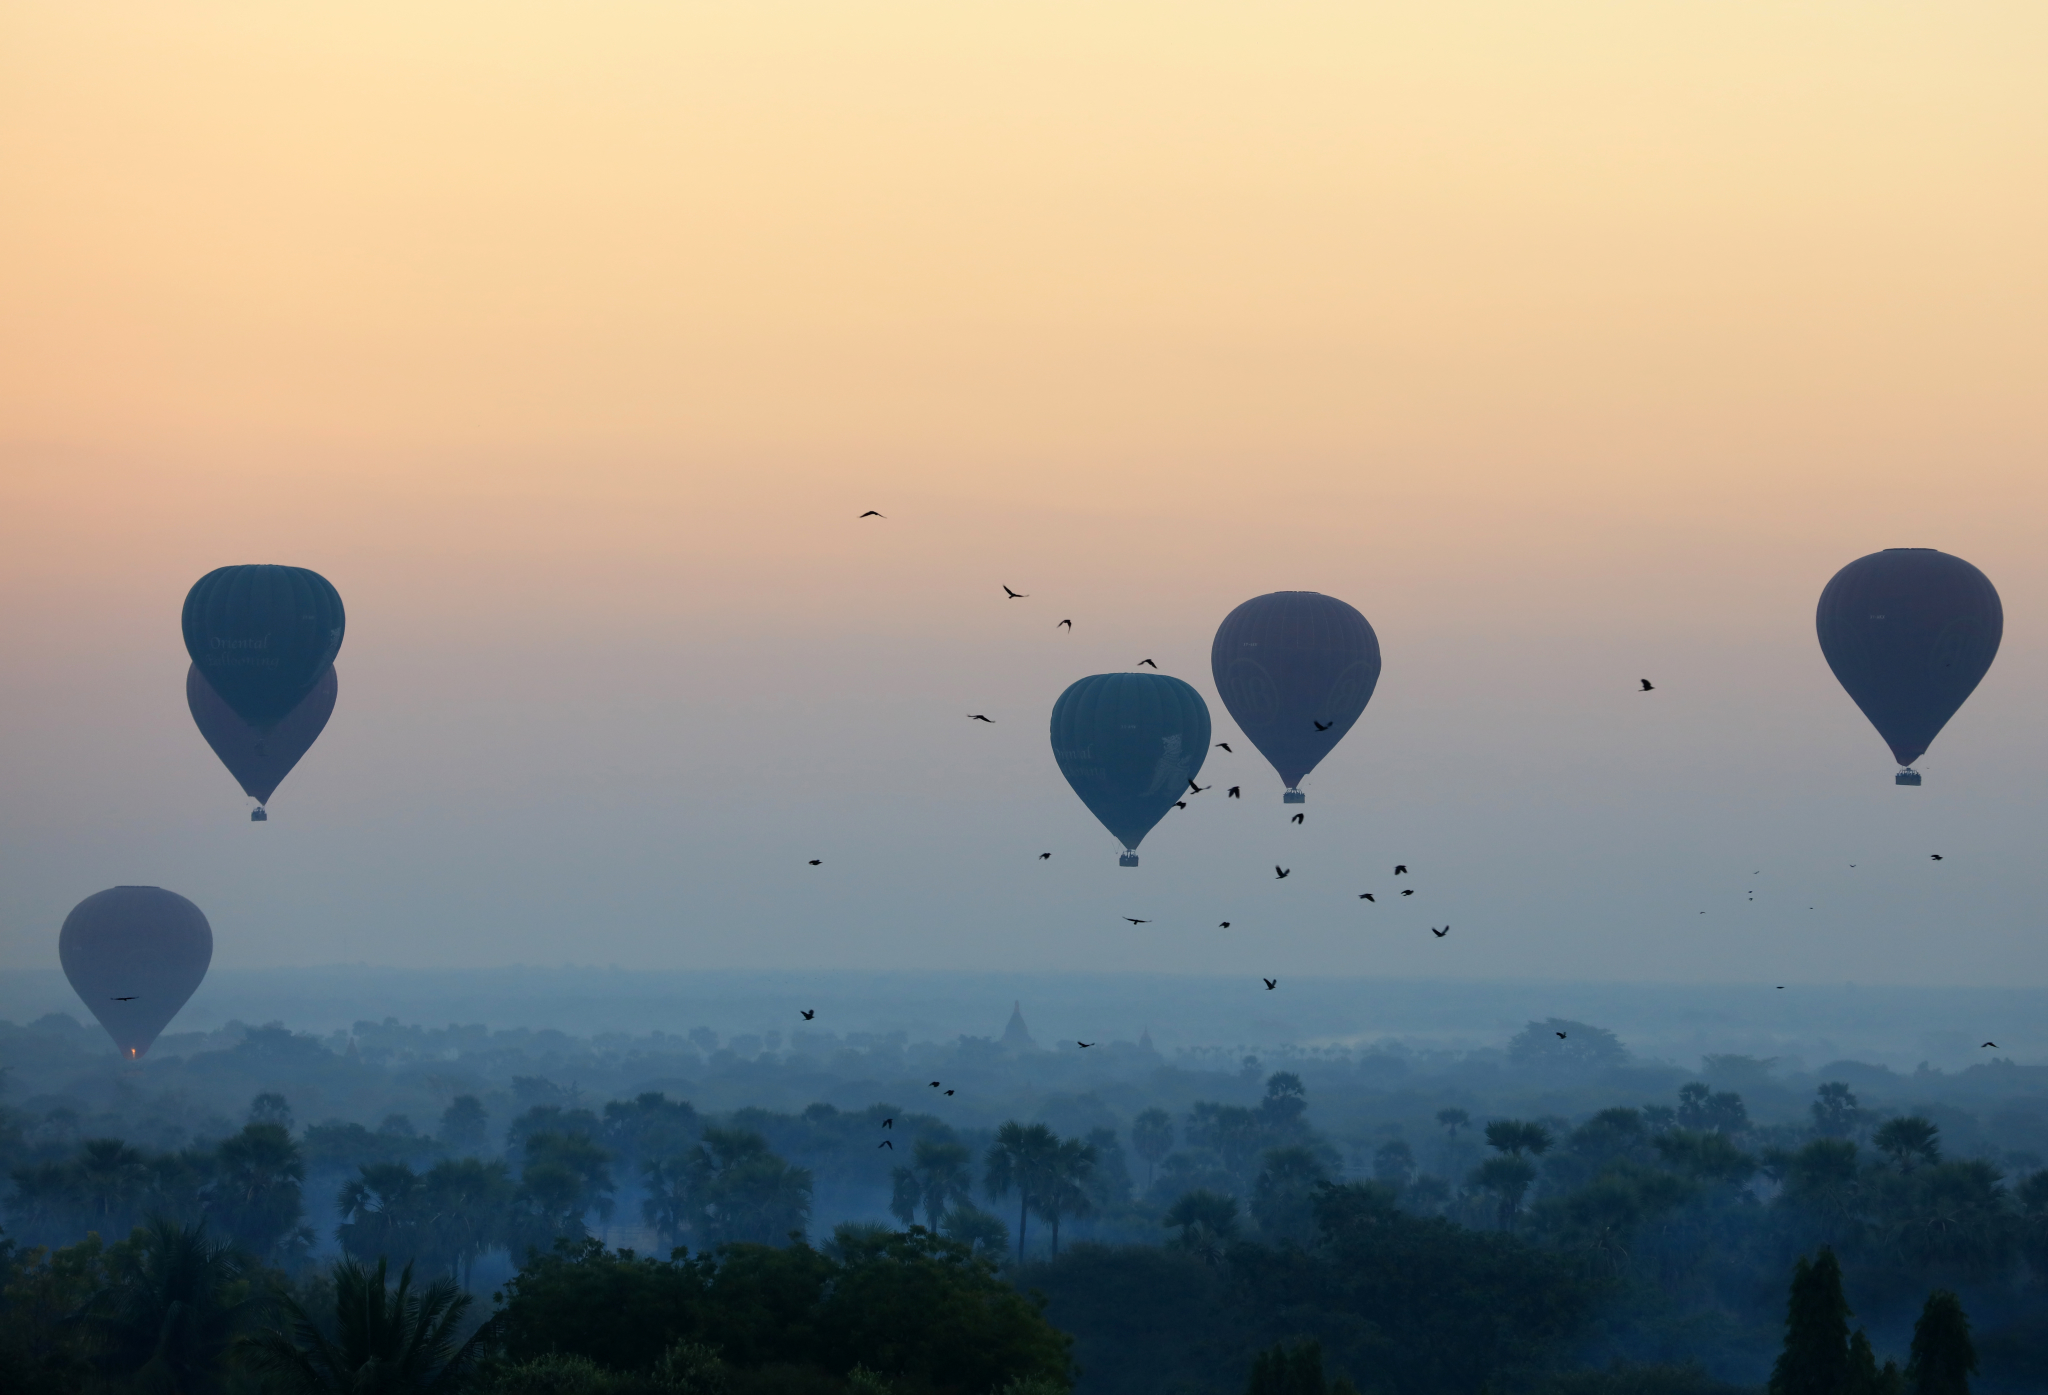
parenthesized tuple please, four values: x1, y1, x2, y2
(1816, 548, 2002, 785)
(59, 887, 214, 1061)
(1051, 672, 1211, 865)
(182, 565, 345, 730)
(1211, 591, 1380, 802)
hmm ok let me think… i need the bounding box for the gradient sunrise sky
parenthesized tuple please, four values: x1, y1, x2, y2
(2, 3, 2044, 983)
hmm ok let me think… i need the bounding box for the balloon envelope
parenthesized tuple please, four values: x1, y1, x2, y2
(1211, 591, 1381, 794)
(1050, 672, 1210, 857)
(1817, 548, 2002, 769)
(59, 887, 213, 1060)
(188, 664, 337, 808)
(182, 565, 346, 729)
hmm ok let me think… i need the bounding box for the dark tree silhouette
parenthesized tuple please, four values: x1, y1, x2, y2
(1907, 1290, 1976, 1395)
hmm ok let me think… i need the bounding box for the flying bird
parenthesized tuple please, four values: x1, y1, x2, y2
(1394, 865, 1408, 875)
(1931, 854, 1945, 861)
(1039, 853, 1051, 860)
(1215, 742, 1232, 752)
(930, 1081, 941, 1087)
(807, 860, 822, 866)
(1174, 801, 1187, 809)
(1431, 926, 1448, 938)
(1359, 893, 1375, 902)
(944, 1089, 955, 1095)
(1077, 1041, 1095, 1048)
(1983, 1042, 1998, 1049)
(1274, 866, 1291, 879)
(1138, 659, 1158, 669)
(1400, 889, 1415, 897)
(1556, 1031, 1567, 1039)
(1227, 787, 1241, 798)
(1263, 978, 1277, 990)
(879, 1140, 894, 1149)
(1057, 619, 1072, 630)
(111, 996, 138, 1001)
(1219, 922, 1231, 928)
(882, 1118, 893, 1128)
(1639, 679, 1654, 692)
(859, 510, 884, 518)
(800, 1010, 815, 1020)
(1003, 586, 1028, 598)
(1124, 918, 1151, 925)
(1291, 812, 1304, 825)
(967, 714, 994, 722)
(1313, 720, 1332, 731)
(1187, 779, 1208, 794)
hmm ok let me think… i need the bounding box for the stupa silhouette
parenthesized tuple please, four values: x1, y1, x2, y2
(1000, 1000, 1037, 1053)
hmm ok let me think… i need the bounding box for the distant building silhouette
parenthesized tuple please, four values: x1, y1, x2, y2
(1138, 1024, 1158, 1055)
(1001, 1000, 1037, 1053)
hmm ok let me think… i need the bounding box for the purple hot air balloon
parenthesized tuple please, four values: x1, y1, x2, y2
(59, 887, 214, 1061)
(187, 664, 337, 819)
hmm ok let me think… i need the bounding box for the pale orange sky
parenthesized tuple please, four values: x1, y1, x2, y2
(2, 3, 2045, 984)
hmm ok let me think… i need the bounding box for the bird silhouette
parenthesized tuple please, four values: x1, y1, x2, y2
(859, 510, 885, 518)
(1188, 779, 1209, 794)
(882, 1118, 893, 1128)
(879, 1139, 894, 1149)
(1394, 865, 1408, 875)
(1003, 586, 1028, 598)
(1983, 1042, 1998, 1049)
(1777, 986, 1784, 989)
(1931, 854, 1945, 861)
(930, 1081, 942, 1087)
(1360, 893, 1375, 902)
(1290, 812, 1304, 825)
(1124, 918, 1151, 925)
(1039, 853, 1051, 860)
(1138, 659, 1158, 669)
(1215, 742, 1232, 752)
(945, 1089, 955, 1095)
(1400, 889, 1415, 897)
(967, 714, 994, 722)
(1263, 978, 1277, 990)
(1219, 921, 1231, 928)
(807, 860, 822, 866)
(1227, 786, 1241, 798)
(1556, 1031, 1567, 1039)
(1313, 720, 1332, 731)
(1057, 619, 1072, 629)
(1639, 679, 1654, 692)
(1274, 866, 1291, 879)
(1431, 926, 1448, 937)
(1174, 801, 1187, 809)
(1077, 1041, 1095, 1048)
(801, 1010, 815, 1020)
(111, 996, 138, 1001)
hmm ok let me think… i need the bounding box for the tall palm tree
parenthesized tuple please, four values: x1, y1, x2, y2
(1035, 1137, 1098, 1256)
(74, 1216, 257, 1395)
(239, 1256, 484, 1395)
(421, 1158, 513, 1287)
(1130, 1110, 1174, 1191)
(893, 1138, 975, 1230)
(984, 1122, 1061, 1265)
(206, 1122, 306, 1260)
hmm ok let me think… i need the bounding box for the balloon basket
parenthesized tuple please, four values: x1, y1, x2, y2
(1119, 853, 1139, 867)
(1895, 770, 1921, 787)
(251, 807, 268, 821)
(1284, 791, 1305, 804)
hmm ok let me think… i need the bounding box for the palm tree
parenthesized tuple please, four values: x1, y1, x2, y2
(420, 1158, 513, 1287)
(240, 1256, 484, 1394)
(680, 1128, 813, 1246)
(984, 1122, 1061, 1265)
(206, 1122, 306, 1260)
(337, 1163, 428, 1268)
(890, 1138, 975, 1230)
(74, 1216, 257, 1395)
(1034, 1137, 1098, 1255)
(1163, 1189, 1239, 1265)
(1130, 1110, 1174, 1191)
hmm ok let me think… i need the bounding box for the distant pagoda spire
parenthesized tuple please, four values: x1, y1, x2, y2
(1000, 1000, 1037, 1051)
(1138, 1024, 1156, 1053)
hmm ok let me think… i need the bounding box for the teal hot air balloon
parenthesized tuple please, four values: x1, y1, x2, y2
(182, 565, 345, 730)
(1051, 673, 1211, 866)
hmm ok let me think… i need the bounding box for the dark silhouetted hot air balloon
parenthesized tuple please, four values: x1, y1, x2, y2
(59, 887, 213, 1060)
(182, 565, 345, 729)
(1211, 591, 1380, 801)
(188, 665, 337, 820)
(1817, 548, 2002, 784)
(1051, 672, 1210, 865)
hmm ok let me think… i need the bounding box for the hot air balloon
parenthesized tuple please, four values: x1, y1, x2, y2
(1051, 672, 1211, 865)
(183, 565, 345, 729)
(187, 664, 337, 820)
(1817, 548, 2002, 785)
(59, 887, 213, 1061)
(1211, 591, 1381, 802)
